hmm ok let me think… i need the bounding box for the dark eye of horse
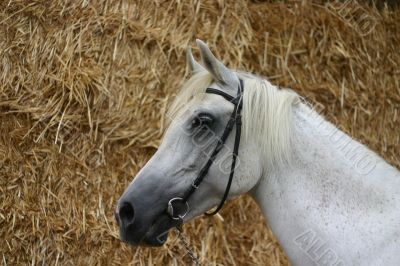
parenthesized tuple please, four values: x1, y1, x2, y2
(191, 114, 214, 129)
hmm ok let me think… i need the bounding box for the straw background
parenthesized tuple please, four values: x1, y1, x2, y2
(1, 0, 399, 265)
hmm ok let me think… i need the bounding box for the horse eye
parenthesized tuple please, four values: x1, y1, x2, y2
(191, 114, 213, 129)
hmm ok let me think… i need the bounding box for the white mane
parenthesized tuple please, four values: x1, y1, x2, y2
(167, 71, 300, 169)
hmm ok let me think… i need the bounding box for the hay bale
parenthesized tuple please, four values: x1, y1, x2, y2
(0, 0, 398, 265)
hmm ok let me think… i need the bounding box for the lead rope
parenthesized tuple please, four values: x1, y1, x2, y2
(175, 226, 200, 266)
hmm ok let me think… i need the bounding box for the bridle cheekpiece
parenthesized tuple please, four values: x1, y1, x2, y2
(166, 79, 244, 220)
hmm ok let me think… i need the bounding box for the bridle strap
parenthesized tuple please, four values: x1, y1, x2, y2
(205, 89, 242, 215)
(179, 79, 244, 215)
(204, 88, 235, 102)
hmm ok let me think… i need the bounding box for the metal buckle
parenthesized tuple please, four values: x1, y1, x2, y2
(191, 181, 199, 189)
(167, 197, 189, 220)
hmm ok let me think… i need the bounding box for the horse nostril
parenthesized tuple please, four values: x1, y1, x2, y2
(119, 202, 135, 225)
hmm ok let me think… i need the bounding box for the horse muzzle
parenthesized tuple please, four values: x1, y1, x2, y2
(115, 193, 183, 246)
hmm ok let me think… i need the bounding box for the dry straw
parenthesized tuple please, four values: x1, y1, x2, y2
(1, 0, 399, 265)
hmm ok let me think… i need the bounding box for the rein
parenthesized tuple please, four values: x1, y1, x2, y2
(167, 79, 244, 219)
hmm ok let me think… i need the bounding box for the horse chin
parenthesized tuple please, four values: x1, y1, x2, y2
(144, 213, 182, 246)
(123, 213, 181, 247)
(142, 230, 169, 246)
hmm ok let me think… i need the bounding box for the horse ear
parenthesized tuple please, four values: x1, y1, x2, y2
(196, 39, 238, 87)
(186, 47, 205, 74)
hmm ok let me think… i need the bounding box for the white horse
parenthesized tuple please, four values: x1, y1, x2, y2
(115, 40, 400, 265)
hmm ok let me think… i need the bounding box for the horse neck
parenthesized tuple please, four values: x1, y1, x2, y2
(250, 103, 400, 265)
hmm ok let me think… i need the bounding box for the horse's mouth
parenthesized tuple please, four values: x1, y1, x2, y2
(122, 213, 182, 247)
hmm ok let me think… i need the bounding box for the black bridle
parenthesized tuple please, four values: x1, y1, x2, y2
(167, 79, 244, 220)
